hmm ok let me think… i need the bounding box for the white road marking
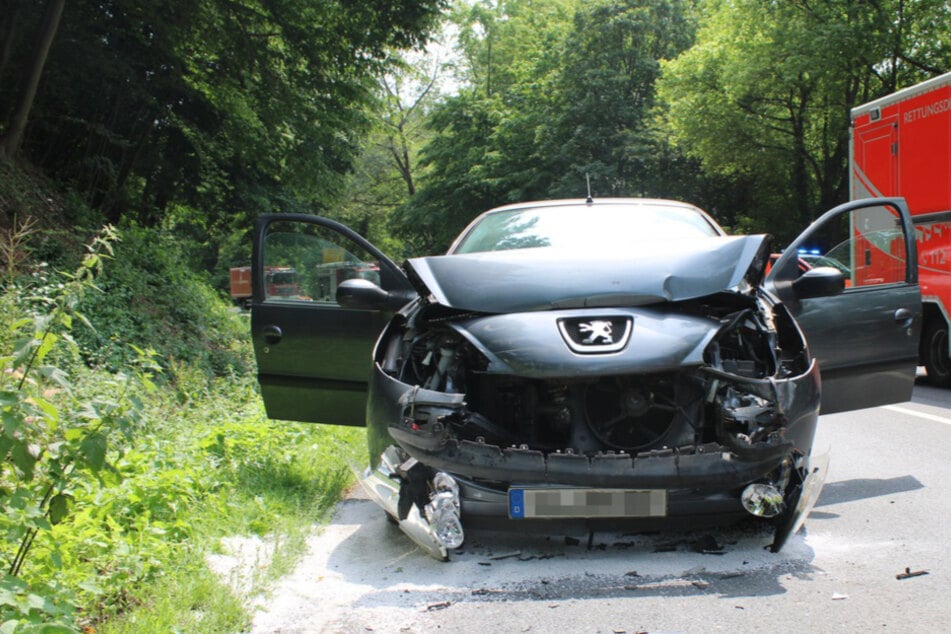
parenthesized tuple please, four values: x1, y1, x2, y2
(883, 404, 951, 426)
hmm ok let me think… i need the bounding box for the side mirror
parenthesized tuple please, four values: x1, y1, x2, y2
(337, 278, 413, 311)
(791, 266, 846, 299)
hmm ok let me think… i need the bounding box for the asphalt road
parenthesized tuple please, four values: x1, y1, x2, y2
(248, 380, 951, 633)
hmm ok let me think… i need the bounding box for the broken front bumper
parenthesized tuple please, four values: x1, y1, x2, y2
(357, 445, 829, 559)
(363, 357, 825, 558)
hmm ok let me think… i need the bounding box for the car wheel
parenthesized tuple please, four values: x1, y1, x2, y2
(923, 319, 951, 387)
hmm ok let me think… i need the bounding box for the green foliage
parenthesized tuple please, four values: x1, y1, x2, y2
(658, 0, 951, 242)
(0, 219, 366, 631)
(92, 547, 248, 634)
(83, 376, 363, 632)
(0, 227, 156, 632)
(391, 0, 951, 250)
(330, 54, 453, 259)
(403, 0, 701, 251)
(456, 0, 576, 99)
(0, 165, 62, 234)
(72, 225, 250, 377)
(396, 0, 578, 251)
(544, 0, 696, 198)
(399, 91, 510, 252)
(0, 0, 448, 262)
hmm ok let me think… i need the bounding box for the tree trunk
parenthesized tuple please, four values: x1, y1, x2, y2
(790, 85, 813, 226)
(0, 1, 21, 93)
(0, 0, 65, 161)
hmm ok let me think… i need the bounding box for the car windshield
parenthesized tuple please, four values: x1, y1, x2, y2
(451, 203, 722, 254)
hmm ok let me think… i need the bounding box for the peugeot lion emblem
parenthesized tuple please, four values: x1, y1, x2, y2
(579, 320, 614, 344)
(558, 316, 632, 354)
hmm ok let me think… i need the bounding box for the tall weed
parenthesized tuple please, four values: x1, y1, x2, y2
(0, 227, 159, 632)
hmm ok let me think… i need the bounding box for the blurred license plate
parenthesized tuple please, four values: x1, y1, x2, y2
(508, 488, 666, 519)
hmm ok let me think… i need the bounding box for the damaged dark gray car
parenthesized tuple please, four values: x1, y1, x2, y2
(250, 198, 920, 559)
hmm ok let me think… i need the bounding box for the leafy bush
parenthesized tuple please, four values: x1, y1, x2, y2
(72, 225, 250, 377)
(0, 227, 158, 632)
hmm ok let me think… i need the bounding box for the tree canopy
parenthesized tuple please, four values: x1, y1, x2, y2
(659, 0, 951, 237)
(0, 0, 446, 263)
(395, 0, 702, 253)
(384, 0, 951, 251)
(4, 0, 951, 263)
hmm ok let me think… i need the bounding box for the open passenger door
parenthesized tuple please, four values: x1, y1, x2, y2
(250, 215, 416, 426)
(766, 198, 920, 414)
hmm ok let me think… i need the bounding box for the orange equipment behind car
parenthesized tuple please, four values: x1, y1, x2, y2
(229, 266, 299, 303)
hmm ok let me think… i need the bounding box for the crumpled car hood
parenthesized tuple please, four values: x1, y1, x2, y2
(406, 234, 770, 313)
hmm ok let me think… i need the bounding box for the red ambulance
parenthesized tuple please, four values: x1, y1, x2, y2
(851, 71, 951, 385)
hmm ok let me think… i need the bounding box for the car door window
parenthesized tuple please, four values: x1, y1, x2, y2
(812, 204, 907, 288)
(262, 221, 383, 305)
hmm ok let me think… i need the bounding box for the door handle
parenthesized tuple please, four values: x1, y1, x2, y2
(894, 308, 913, 328)
(262, 324, 283, 345)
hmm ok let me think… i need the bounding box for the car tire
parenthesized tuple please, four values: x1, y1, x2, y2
(923, 319, 951, 387)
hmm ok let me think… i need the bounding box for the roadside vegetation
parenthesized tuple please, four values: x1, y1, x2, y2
(0, 167, 364, 632)
(0, 1, 445, 630)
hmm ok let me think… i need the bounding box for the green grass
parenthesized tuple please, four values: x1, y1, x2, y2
(6, 354, 368, 632)
(85, 370, 367, 633)
(95, 546, 250, 634)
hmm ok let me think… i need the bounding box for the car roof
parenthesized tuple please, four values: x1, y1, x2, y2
(480, 197, 706, 214)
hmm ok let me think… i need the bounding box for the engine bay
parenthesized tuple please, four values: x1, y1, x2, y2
(380, 292, 811, 462)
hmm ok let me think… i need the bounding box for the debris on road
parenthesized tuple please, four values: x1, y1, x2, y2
(693, 534, 725, 554)
(471, 588, 503, 597)
(896, 567, 929, 580)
